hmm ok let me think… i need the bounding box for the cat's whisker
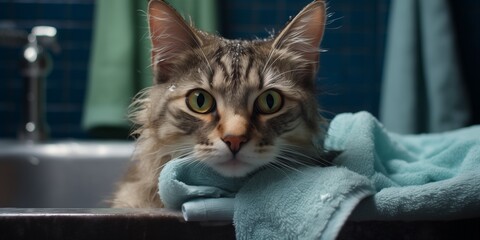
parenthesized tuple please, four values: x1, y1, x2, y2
(265, 162, 296, 182)
(167, 148, 196, 159)
(279, 146, 332, 167)
(274, 156, 328, 181)
(270, 160, 297, 172)
(154, 155, 197, 173)
(173, 157, 197, 168)
(276, 154, 315, 169)
(136, 144, 194, 163)
(281, 144, 329, 161)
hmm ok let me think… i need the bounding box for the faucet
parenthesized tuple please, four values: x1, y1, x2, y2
(18, 26, 59, 142)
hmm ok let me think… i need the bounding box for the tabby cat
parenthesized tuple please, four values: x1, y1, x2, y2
(112, 0, 328, 208)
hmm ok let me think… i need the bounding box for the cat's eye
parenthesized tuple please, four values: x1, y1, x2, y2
(255, 89, 283, 114)
(186, 89, 216, 114)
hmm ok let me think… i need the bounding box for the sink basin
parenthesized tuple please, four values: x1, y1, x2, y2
(0, 140, 133, 208)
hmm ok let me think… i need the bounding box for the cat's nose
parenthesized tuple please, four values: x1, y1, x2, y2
(222, 135, 248, 155)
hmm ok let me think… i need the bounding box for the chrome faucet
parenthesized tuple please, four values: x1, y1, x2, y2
(18, 26, 59, 142)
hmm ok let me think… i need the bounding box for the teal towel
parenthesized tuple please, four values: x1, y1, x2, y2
(158, 158, 246, 222)
(159, 160, 373, 239)
(379, 0, 470, 134)
(234, 167, 373, 240)
(158, 158, 246, 210)
(182, 198, 235, 221)
(326, 112, 480, 221)
(158, 112, 480, 238)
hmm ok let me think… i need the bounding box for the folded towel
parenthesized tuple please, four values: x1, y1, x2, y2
(325, 112, 480, 221)
(158, 158, 246, 210)
(158, 111, 480, 238)
(182, 198, 235, 222)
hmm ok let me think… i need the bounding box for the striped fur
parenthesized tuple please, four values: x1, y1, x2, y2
(112, 0, 328, 208)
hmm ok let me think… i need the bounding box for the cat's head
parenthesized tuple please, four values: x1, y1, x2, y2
(135, 0, 327, 177)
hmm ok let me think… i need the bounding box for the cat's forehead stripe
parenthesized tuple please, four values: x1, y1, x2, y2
(244, 56, 254, 82)
(215, 56, 229, 79)
(210, 42, 263, 90)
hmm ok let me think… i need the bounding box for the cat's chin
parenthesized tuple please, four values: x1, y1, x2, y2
(208, 159, 260, 178)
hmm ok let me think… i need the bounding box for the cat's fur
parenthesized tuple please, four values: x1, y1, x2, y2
(112, 0, 328, 208)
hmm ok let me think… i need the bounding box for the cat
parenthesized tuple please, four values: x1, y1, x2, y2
(112, 0, 328, 208)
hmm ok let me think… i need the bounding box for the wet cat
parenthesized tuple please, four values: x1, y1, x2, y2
(112, 0, 328, 208)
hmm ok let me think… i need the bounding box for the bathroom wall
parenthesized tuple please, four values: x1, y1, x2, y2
(222, 0, 390, 120)
(0, 0, 94, 139)
(0, 0, 477, 139)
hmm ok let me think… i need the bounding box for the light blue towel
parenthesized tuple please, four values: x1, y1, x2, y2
(379, 0, 470, 134)
(158, 159, 246, 211)
(326, 112, 480, 221)
(234, 167, 373, 240)
(159, 160, 373, 239)
(181, 198, 235, 221)
(159, 111, 480, 238)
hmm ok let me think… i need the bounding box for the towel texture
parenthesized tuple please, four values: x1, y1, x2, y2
(158, 159, 246, 210)
(234, 167, 373, 240)
(158, 111, 480, 238)
(379, 0, 470, 134)
(326, 112, 480, 221)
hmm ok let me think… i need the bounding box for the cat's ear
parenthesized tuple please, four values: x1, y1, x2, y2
(272, 0, 326, 66)
(148, 0, 203, 83)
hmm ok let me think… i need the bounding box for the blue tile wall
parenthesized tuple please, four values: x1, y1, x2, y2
(222, 0, 479, 124)
(222, 0, 391, 120)
(0, 0, 478, 139)
(0, 0, 94, 139)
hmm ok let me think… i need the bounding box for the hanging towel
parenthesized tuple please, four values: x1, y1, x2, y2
(82, 0, 218, 138)
(379, 0, 470, 134)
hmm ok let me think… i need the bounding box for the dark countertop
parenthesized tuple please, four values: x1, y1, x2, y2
(1, 208, 479, 240)
(0, 208, 235, 240)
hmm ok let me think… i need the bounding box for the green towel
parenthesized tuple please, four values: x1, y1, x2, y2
(82, 0, 218, 138)
(379, 0, 470, 134)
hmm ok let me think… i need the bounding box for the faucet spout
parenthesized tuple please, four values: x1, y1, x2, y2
(18, 26, 58, 142)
